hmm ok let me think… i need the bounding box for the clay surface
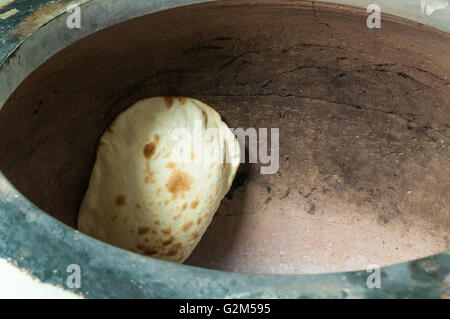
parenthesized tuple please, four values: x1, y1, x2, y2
(0, 1, 448, 274)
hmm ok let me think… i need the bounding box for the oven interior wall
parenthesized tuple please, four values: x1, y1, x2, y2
(0, 1, 449, 273)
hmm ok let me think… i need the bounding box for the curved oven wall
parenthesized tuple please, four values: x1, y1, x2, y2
(0, 0, 448, 298)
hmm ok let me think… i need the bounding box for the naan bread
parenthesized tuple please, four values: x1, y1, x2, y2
(78, 97, 240, 263)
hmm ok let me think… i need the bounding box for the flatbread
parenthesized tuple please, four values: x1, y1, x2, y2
(78, 97, 240, 263)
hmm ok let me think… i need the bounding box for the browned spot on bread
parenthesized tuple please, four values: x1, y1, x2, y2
(182, 203, 187, 210)
(106, 116, 119, 133)
(115, 194, 127, 206)
(164, 199, 169, 205)
(164, 97, 174, 109)
(143, 142, 157, 159)
(172, 242, 183, 249)
(164, 152, 171, 158)
(167, 243, 183, 256)
(163, 236, 175, 246)
(138, 226, 151, 235)
(166, 162, 176, 169)
(136, 203, 141, 209)
(192, 232, 200, 239)
(157, 188, 161, 194)
(166, 169, 193, 200)
(152, 229, 157, 235)
(155, 220, 161, 225)
(111, 214, 119, 221)
(178, 97, 187, 105)
(173, 214, 181, 220)
(197, 217, 203, 225)
(182, 221, 193, 231)
(191, 152, 195, 160)
(154, 134, 160, 143)
(201, 110, 206, 117)
(161, 227, 171, 235)
(137, 244, 158, 256)
(144, 238, 149, 242)
(144, 170, 155, 184)
(190, 199, 199, 209)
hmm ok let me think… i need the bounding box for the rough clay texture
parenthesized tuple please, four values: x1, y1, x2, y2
(0, 1, 448, 274)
